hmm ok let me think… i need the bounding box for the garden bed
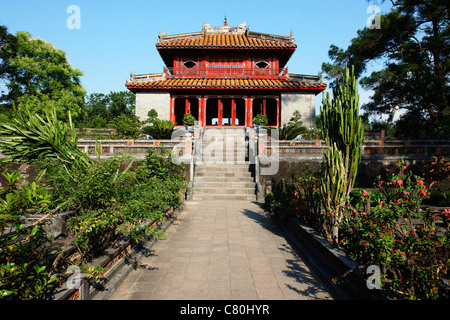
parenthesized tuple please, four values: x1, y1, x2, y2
(270, 206, 392, 300)
(50, 204, 182, 300)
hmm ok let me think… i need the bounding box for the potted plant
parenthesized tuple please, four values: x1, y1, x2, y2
(253, 114, 268, 129)
(182, 113, 196, 130)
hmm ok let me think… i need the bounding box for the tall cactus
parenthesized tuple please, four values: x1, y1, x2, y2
(319, 65, 364, 244)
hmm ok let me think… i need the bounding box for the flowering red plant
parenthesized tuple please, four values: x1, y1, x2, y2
(340, 160, 449, 300)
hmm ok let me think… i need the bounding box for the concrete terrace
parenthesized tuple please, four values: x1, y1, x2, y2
(108, 200, 334, 300)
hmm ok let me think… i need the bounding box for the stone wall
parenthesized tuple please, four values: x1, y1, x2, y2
(258, 158, 434, 197)
(135, 91, 171, 121)
(280, 92, 316, 127)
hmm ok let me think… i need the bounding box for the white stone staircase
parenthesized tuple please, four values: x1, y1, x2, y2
(191, 128, 256, 201)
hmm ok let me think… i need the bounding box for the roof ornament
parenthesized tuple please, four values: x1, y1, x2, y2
(202, 19, 247, 35)
(158, 30, 167, 38)
(202, 21, 213, 34)
(221, 15, 231, 32)
(285, 30, 295, 43)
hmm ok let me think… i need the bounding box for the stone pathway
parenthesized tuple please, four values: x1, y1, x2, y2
(109, 200, 333, 300)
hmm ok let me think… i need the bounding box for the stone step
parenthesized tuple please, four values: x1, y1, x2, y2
(195, 165, 252, 172)
(193, 187, 255, 195)
(200, 147, 248, 153)
(197, 160, 249, 165)
(203, 129, 247, 134)
(199, 150, 248, 155)
(193, 181, 256, 188)
(193, 176, 254, 183)
(192, 193, 256, 201)
(199, 156, 248, 162)
(194, 171, 253, 178)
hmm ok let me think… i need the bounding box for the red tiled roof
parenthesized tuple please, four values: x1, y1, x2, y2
(157, 33, 296, 50)
(126, 78, 326, 91)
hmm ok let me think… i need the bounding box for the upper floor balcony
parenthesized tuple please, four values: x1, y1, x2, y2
(162, 66, 288, 79)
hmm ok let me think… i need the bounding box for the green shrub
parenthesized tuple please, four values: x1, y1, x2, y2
(340, 161, 449, 300)
(182, 113, 196, 127)
(142, 119, 175, 139)
(108, 114, 141, 139)
(0, 170, 57, 299)
(253, 114, 268, 126)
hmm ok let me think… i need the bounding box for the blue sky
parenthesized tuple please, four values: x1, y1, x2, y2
(1, 0, 392, 113)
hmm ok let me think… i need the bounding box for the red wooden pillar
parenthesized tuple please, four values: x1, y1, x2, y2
(170, 96, 175, 123)
(218, 98, 223, 126)
(246, 96, 252, 126)
(262, 98, 267, 116)
(198, 96, 204, 127)
(231, 98, 236, 126)
(276, 97, 280, 127)
(203, 97, 208, 126)
(185, 98, 190, 115)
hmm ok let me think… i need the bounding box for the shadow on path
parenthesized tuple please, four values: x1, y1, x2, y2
(239, 201, 337, 299)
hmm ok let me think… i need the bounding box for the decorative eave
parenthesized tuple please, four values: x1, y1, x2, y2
(126, 78, 326, 92)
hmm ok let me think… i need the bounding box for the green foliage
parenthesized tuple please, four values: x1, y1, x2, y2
(45, 156, 133, 211)
(81, 91, 136, 128)
(146, 109, 158, 123)
(0, 105, 91, 172)
(182, 113, 196, 126)
(322, 2, 449, 138)
(271, 111, 308, 140)
(108, 114, 141, 139)
(253, 114, 268, 126)
(0, 171, 57, 299)
(142, 119, 175, 139)
(107, 91, 135, 119)
(0, 30, 85, 122)
(267, 164, 324, 232)
(47, 147, 186, 263)
(1, 110, 187, 298)
(267, 159, 449, 300)
(320, 65, 365, 244)
(340, 161, 449, 300)
(275, 124, 306, 140)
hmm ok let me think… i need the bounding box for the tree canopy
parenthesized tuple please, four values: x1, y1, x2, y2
(321, 0, 449, 138)
(82, 91, 135, 128)
(0, 27, 85, 122)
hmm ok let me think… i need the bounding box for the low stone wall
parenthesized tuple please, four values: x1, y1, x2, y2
(76, 138, 188, 158)
(258, 157, 441, 200)
(269, 140, 450, 159)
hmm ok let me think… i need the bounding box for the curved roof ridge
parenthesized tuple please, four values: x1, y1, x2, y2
(156, 21, 296, 49)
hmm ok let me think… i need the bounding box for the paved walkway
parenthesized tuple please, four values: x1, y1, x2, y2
(109, 200, 333, 300)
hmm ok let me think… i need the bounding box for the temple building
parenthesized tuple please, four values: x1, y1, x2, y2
(126, 19, 326, 128)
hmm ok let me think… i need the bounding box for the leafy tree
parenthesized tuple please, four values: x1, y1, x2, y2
(0, 26, 17, 119)
(82, 91, 136, 127)
(0, 30, 85, 122)
(107, 91, 135, 119)
(84, 93, 108, 117)
(147, 109, 158, 122)
(322, 0, 449, 138)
